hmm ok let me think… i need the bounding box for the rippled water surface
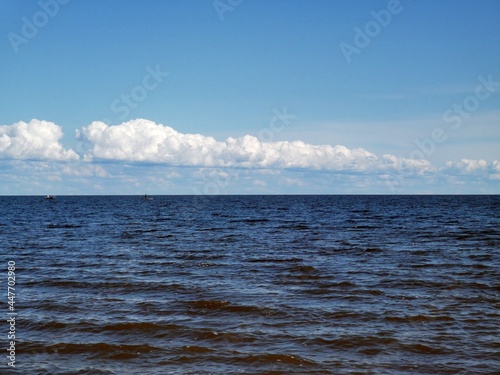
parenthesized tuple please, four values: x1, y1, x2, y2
(1, 195, 499, 374)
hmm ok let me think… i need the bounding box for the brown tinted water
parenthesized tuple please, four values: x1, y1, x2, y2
(1, 195, 499, 374)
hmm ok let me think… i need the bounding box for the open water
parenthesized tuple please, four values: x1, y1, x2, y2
(0, 195, 499, 374)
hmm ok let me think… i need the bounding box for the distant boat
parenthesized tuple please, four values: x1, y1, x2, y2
(44, 195, 55, 200)
(143, 194, 153, 200)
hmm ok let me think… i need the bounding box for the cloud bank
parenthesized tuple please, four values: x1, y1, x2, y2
(76, 119, 432, 174)
(0, 120, 79, 161)
(443, 159, 500, 179)
(0, 119, 498, 190)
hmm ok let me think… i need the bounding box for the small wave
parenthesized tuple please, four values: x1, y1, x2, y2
(102, 322, 182, 332)
(276, 224, 310, 231)
(40, 369, 115, 375)
(19, 341, 162, 358)
(59, 342, 162, 359)
(178, 345, 214, 354)
(329, 281, 357, 288)
(185, 300, 274, 317)
(24, 320, 79, 331)
(22, 320, 184, 337)
(307, 335, 399, 350)
(362, 247, 384, 253)
(185, 329, 257, 344)
(248, 258, 303, 263)
(32, 301, 82, 313)
(37, 279, 190, 294)
(384, 315, 455, 323)
(238, 353, 316, 366)
(70, 370, 115, 375)
(324, 311, 369, 320)
(46, 223, 83, 229)
(445, 281, 492, 290)
(289, 265, 317, 273)
(234, 218, 271, 223)
(359, 288, 384, 296)
(412, 250, 431, 256)
(400, 343, 450, 354)
(349, 225, 381, 231)
(199, 227, 225, 232)
(187, 300, 230, 309)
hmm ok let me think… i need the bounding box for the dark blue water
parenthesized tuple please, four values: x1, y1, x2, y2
(1, 195, 499, 374)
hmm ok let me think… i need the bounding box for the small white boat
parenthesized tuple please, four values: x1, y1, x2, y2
(44, 195, 55, 200)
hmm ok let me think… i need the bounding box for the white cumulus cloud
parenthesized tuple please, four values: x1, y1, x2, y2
(1, 118, 498, 194)
(76, 118, 433, 174)
(0, 120, 79, 161)
(442, 159, 490, 175)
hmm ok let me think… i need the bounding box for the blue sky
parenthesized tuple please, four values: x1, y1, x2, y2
(1, 0, 499, 194)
